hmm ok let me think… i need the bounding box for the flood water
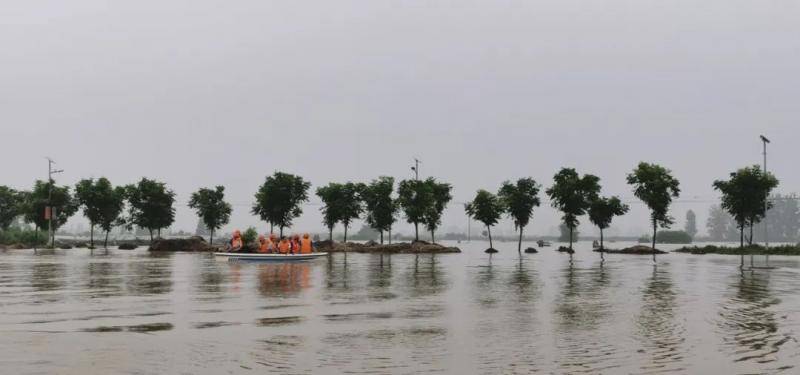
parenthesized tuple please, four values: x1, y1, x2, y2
(2, 241, 799, 374)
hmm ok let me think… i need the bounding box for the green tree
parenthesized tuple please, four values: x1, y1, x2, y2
(360, 176, 398, 244)
(189, 186, 232, 245)
(124, 178, 176, 242)
(545, 168, 600, 251)
(713, 165, 779, 249)
(498, 178, 541, 253)
(465, 190, 504, 249)
(75, 177, 125, 248)
(627, 162, 681, 259)
(337, 182, 364, 243)
(252, 172, 311, 236)
(316, 182, 344, 241)
(0, 186, 20, 230)
(423, 178, 452, 244)
(397, 179, 434, 241)
(684, 209, 698, 239)
(588, 196, 629, 251)
(21, 180, 78, 245)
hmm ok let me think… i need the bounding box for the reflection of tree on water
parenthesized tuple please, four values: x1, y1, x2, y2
(194, 256, 227, 296)
(367, 254, 394, 300)
(125, 254, 173, 295)
(404, 254, 447, 298)
(31, 262, 66, 293)
(509, 257, 538, 304)
(636, 264, 685, 373)
(256, 262, 311, 298)
(325, 253, 354, 291)
(86, 261, 123, 297)
(718, 269, 789, 365)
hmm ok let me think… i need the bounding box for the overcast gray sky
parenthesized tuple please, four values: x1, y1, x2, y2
(2, 1, 798, 237)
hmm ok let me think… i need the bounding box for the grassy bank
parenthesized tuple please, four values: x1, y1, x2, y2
(675, 245, 800, 256)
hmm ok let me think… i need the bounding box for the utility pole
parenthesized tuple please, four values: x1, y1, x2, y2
(411, 158, 421, 180)
(760, 135, 770, 249)
(46, 157, 64, 248)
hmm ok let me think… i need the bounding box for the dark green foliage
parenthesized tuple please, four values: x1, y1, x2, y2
(360, 176, 398, 244)
(465, 190, 503, 249)
(498, 178, 541, 253)
(627, 162, 681, 255)
(242, 227, 258, 245)
(75, 178, 126, 248)
(189, 186, 232, 245)
(252, 172, 310, 236)
(639, 230, 692, 244)
(20, 180, 79, 240)
(124, 178, 176, 242)
(423, 178, 452, 244)
(316, 182, 344, 241)
(675, 244, 800, 256)
(684, 210, 698, 239)
(0, 186, 21, 230)
(0, 227, 47, 246)
(546, 168, 600, 251)
(712, 165, 779, 247)
(588, 196, 629, 250)
(338, 182, 364, 242)
(397, 179, 435, 241)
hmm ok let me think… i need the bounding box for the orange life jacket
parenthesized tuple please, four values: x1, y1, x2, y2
(231, 237, 243, 249)
(278, 240, 290, 254)
(257, 240, 269, 253)
(300, 238, 312, 254)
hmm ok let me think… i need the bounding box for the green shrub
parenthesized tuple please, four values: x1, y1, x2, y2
(242, 227, 258, 245)
(0, 227, 47, 246)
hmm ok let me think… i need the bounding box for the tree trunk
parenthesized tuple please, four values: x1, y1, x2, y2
(651, 220, 658, 262)
(748, 222, 754, 246)
(210, 228, 214, 246)
(518, 226, 523, 254)
(740, 225, 744, 248)
(329, 226, 333, 241)
(487, 225, 493, 249)
(90, 224, 94, 248)
(149, 229, 154, 243)
(34, 226, 39, 251)
(343, 225, 348, 243)
(270, 223, 274, 234)
(388, 228, 392, 244)
(104, 231, 110, 249)
(280, 226, 284, 237)
(414, 223, 419, 242)
(430, 230, 435, 244)
(569, 226, 574, 250)
(380, 230, 384, 245)
(600, 228, 604, 251)
(157, 228, 161, 238)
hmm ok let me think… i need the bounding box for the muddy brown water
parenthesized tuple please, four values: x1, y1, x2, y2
(1, 241, 798, 374)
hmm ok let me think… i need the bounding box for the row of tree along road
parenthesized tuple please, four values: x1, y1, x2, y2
(0, 162, 783, 259)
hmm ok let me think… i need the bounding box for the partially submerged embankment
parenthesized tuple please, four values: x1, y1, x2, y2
(675, 244, 800, 256)
(316, 240, 460, 254)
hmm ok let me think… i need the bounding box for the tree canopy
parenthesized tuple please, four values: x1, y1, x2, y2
(712, 165, 779, 247)
(189, 185, 232, 245)
(75, 177, 125, 247)
(360, 176, 397, 244)
(21, 180, 79, 238)
(627, 162, 681, 256)
(588, 196, 629, 250)
(498, 178, 541, 253)
(397, 179, 434, 241)
(546, 168, 600, 250)
(125, 178, 176, 241)
(465, 189, 504, 249)
(423, 178, 452, 243)
(0, 186, 20, 230)
(252, 172, 310, 236)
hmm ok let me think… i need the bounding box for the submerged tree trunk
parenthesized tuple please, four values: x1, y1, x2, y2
(414, 223, 419, 242)
(430, 230, 435, 244)
(569, 226, 574, 250)
(748, 222, 754, 246)
(518, 227, 523, 253)
(343, 225, 348, 243)
(380, 230, 384, 245)
(652, 220, 657, 262)
(149, 229, 154, 243)
(600, 228, 604, 251)
(740, 225, 744, 248)
(487, 225, 493, 249)
(90, 224, 94, 248)
(104, 231, 110, 249)
(210, 228, 214, 246)
(328, 226, 333, 241)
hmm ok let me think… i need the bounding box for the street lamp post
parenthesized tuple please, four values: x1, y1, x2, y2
(760, 135, 770, 249)
(411, 158, 421, 180)
(46, 158, 64, 248)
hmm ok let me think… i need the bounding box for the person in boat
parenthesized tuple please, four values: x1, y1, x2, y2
(228, 230, 243, 252)
(269, 234, 278, 253)
(291, 234, 301, 254)
(300, 233, 313, 254)
(277, 236, 291, 254)
(257, 235, 270, 253)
